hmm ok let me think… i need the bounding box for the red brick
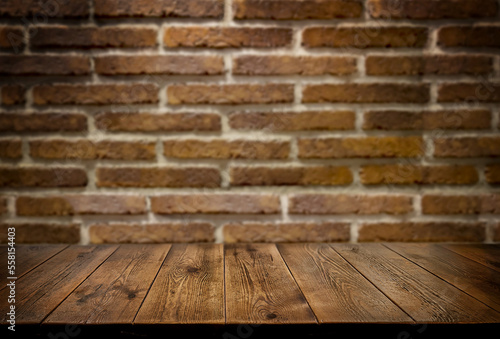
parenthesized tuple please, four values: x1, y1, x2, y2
(486, 164, 500, 184)
(230, 166, 353, 186)
(96, 167, 220, 188)
(163, 139, 290, 159)
(94, 55, 224, 75)
(16, 195, 147, 216)
(360, 165, 478, 185)
(434, 137, 500, 157)
(31, 26, 157, 48)
(0, 167, 87, 188)
(366, 55, 493, 76)
(233, 55, 357, 75)
(0, 223, 80, 244)
(89, 223, 215, 243)
(229, 111, 355, 131)
(94, 0, 223, 18)
(0, 0, 89, 18)
(234, 0, 363, 19)
(33, 83, 159, 105)
(1, 85, 25, 105)
(30, 140, 156, 160)
(164, 27, 292, 48)
(422, 195, 500, 215)
(302, 27, 428, 48)
(95, 112, 221, 132)
(438, 26, 500, 48)
(363, 110, 491, 130)
(0, 113, 87, 133)
(303, 84, 429, 103)
(289, 194, 413, 215)
(368, 0, 498, 19)
(298, 136, 423, 158)
(0, 26, 24, 50)
(0, 55, 90, 75)
(438, 83, 500, 103)
(223, 222, 350, 243)
(0, 139, 22, 159)
(358, 222, 485, 242)
(151, 194, 280, 214)
(0, 197, 7, 215)
(168, 84, 294, 105)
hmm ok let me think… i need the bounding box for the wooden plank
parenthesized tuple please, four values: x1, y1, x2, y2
(134, 244, 224, 324)
(0, 245, 68, 291)
(386, 243, 500, 312)
(333, 243, 500, 323)
(440, 244, 500, 273)
(278, 243, 413, 324)
(44, 244, 170, 325)
(0, 245, 117, 325)
(225, 243, 316, 324)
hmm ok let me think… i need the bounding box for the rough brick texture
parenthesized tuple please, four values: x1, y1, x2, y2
(2, 1, 498, 244)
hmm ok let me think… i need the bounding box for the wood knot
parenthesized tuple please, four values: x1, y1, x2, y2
(128, 293, 136, 299)
(266, 313, 277, 319)
(187, 266, 200, 273)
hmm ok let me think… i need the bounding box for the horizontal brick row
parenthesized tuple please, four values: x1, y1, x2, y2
(422, 194, 500, 215)
(0, 113, 87, 132)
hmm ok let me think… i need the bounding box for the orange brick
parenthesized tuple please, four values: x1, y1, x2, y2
(422, 195, 500, 215)
(0, 113, 87, 133)
(0, 167, 87, 188)
(434, 137, 500, 157)
(0, 224, 81, 243)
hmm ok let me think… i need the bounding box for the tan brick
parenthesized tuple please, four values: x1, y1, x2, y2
(363, 110, 491, 130)
(302, 27, 428, 48)
(434, 137, 500, 157)
(368, 0, 498, 19)
(0, 223, 80, 243)
(229, 111, 355, 131)
(230, 166, 353, 186)
(438, 83, 500, 103)
(233, 55, 357, 75)
(0, 167, 87, 188)
(303, 84, 429, 103)
(223, 222, 350, 243)
(1, 85, 25, 105)
(89, 223, 215, 244)
(358, 222, 485, 242)
(486, 164, 500, 184)
(96, 167, 220, 188)
(168, 84, 294, 105)
(234, 0, 363, 19)
(164, 27, 292, 48)
(0, 113, 87, 133)
(95, 112, 221, 132)
(16, 195, 147, 216)
(298, 136, 423, 158)
(163, 139, 290, 159)
(422, 195, 500, 215)
(0, 139, 22, 159)
(33, 83, 159, 105)
(94, 55, 224, 75)
(0, 55, 90, 75)
(438, 26, 500, 48)
(30, 140, 156, 160)
(0, 26, 24, 49)
(94, 0, 223, 18)
(0, 197, 7, 215)
(289, 194, 413, 215)
(31, 26, 157, 48)
(0, 0, 89, 17)
(366, 55, 493, 76)
(360, 165, 478, 185)
(151, 194, 280, 214)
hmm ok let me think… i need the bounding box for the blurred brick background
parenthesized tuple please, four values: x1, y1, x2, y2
(0, 0, 499, 244)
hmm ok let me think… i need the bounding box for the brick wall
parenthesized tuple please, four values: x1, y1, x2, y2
(0, 0, 499, 244)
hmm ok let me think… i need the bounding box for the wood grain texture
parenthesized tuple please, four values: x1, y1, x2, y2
(0, 245, 117, 325)
(440, 244, 500, 272)
(225, 243, 316, 324)
(44, 244, 170, 325)
(333, 243, 500, 323)
(0, 245, 67, 291)
(278, 243, 413, 323)
(386, 243, 500, 312)
(134, 244, 225, 324)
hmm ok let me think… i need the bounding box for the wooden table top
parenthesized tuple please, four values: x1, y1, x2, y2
(1, 243, 499, 336)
